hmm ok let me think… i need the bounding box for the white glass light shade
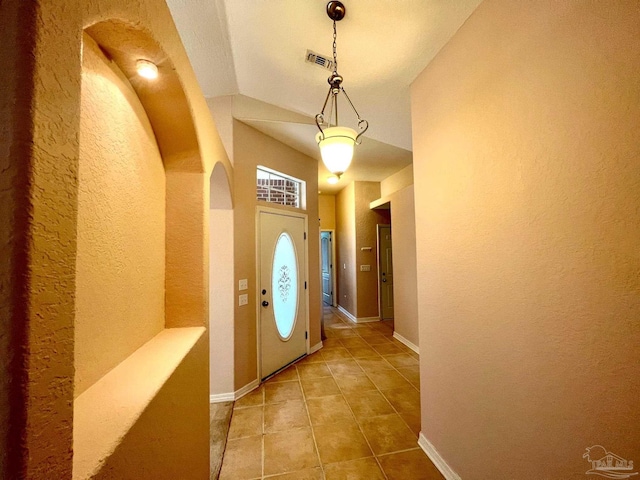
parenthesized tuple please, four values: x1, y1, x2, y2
(316, 126, 357, 175)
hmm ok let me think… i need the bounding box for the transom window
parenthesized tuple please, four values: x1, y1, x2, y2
(257, 166, 305, 209)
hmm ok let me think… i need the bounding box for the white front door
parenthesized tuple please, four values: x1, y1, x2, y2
(258, 210, 307, 379)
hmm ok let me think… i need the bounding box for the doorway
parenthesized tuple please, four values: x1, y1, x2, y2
(378, 224, 394, 320)
(257, 208, 308, 380)
(320, 230, 335, 306)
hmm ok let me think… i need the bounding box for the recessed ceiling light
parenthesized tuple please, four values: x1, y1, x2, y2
(327, 175, 340, 185)
(136, 59, 158, 80)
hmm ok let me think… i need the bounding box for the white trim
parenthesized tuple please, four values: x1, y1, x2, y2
(337, 306, 380, 324)
(209, 379, 261, 404)
(354, 316, 380, 323)
(234, 379, 260, 401)
(209, 392, 235, 403)
(393, 332, 420, 354)
(418, 433, 461, 480)
(337, 305, 356, 322)
(320, 229, 337, 308)
(309, 341, 323, 354)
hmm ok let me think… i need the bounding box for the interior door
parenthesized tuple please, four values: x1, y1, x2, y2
(321, 231, 333, 305)
(259, 210, 307, 379)
(378, 225, 394, 320)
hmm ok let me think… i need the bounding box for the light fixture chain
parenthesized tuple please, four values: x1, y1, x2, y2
(332, 19, 338, 74)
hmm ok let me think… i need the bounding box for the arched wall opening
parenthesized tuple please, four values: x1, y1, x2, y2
(209, 161, 235, 399)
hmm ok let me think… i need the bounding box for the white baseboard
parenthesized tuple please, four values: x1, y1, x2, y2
(337, 306, 380, 324)
(418, 433, 461, 480)
(210, 379, 260, 404)
(309, 341, 323, 354)
(234, 379, 260, 400)
(209, 392, 235, 403)
(393, 332, 420, 354)
(355, 316, 380, 323)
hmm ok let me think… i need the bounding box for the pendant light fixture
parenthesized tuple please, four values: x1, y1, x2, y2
(315, 1, 368, 179)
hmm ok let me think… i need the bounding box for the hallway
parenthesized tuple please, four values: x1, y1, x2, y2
(218, 307, 443, 479)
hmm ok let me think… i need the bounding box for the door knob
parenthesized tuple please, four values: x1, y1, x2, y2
(262, 300, 270, 307)
(382, 278, 387, 282)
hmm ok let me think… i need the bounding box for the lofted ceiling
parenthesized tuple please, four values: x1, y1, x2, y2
(166, 0, 482, 193)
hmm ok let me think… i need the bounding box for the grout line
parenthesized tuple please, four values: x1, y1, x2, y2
(296, 362, 326, 479)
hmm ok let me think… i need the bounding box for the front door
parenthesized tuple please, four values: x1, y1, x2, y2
(378, 225, 394, 320)
(321, 231, 333, 305)
(258, 210, 307, 379)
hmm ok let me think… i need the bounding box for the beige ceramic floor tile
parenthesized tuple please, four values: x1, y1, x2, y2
(399, 410, 421, 437)
(378, 449, 445, 480)
(264, 467, 324, 479)
(381, 386, 421, 415)
(383, 353, 419, 368)
(347, 346, 380, 358)
(323, 457, 385, 480)
(219, 435, 262, 480)
(322, 337, 343, 348)
(321, 347, 354, 361)
(267, 365, 300, 383)
(333, 373, 377, 394)
(359, 413, 417, 455)
(345, 390, 395, 420)
(366, 369, 412, 391)
(306, 394, 353, 426)
(235, 386, 264, 408)
(264, 427, 319, 476)
(265, 381, 304, 404)
(396, 366, 420, 389)
(301, 376, 341, 398)
(313, 420, 373, 464)
(355, 357, 394, 373)
(360, 334, 392, 345)
(265, 399, 310, 433)
(228, 405, 263, 439)
(339, 337, 369, 348)
(296, 352, 326, 365)
(371, 343, 404, 356)
(325, 359, 363, 375)
(297, 362, 332, 379)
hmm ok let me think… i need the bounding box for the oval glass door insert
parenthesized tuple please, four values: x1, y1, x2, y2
(271, 232, 298, 339)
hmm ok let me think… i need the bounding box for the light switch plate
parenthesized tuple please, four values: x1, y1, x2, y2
(239, 279, 248, 291)
(360, 265, 371, 272)
(238, 294, 248, 306)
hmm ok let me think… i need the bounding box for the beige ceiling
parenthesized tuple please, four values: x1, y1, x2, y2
(167, 0, 482, 192)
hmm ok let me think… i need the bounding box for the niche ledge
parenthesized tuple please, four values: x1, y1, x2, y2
(73, 326, 205, 480)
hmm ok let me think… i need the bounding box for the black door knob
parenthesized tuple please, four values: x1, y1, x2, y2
(262, 300, 269, 307)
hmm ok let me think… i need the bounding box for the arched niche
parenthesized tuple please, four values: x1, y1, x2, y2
(208, 161, 235, 398)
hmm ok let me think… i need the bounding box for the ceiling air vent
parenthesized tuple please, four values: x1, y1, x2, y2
(306, 50, 334, 71)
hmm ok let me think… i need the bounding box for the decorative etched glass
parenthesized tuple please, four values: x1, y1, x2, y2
(272, 233, 298, 339)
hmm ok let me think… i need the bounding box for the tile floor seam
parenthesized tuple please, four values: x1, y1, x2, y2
(296, 363, 327, 480)
(328, 353, 390, 480)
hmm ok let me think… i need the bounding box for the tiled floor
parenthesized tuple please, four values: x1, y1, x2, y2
(218, 307, 444, 480)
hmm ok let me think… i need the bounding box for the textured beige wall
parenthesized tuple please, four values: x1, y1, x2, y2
(411, 1, 640, 478)
(319, 194, 336, 230)
(209, 208, 235, 395)
(355, 182, 390, 319)
(387, 185, 419, 347)
(380, 164, 413, 198)
(336, 183, 357, 315)
(92, 334, 209, 479)
(0, 0, 81, 477)
(233, 121, 320, 389)
(75, 36, 165, 396)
